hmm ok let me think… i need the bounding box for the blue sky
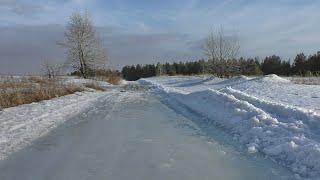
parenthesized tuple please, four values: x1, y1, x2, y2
(1, 0, 320, 73)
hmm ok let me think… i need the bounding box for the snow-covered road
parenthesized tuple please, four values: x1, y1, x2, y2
(140, 76, 320, 179)
(0, 84, 293, 180)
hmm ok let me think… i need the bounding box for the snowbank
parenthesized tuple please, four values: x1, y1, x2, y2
(0, 90, 110, 160)
(146, 75, 320, 113)
(140, 76, 320, 178)
(215, 75, 251, 85)
(252, 74, 291, 83)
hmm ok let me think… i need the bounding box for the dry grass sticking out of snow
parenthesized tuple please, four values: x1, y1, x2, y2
(288, 77, 320, 85)
(84, 82, 106, 91)
(0, 76, 84, 109)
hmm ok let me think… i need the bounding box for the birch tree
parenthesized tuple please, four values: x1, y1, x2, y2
(60, 11, 107, 78)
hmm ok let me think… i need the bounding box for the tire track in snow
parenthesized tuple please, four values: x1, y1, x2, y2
(222, 87, 320, 141)
(140, 79, 320, 179)
(183, 89, 320, 179)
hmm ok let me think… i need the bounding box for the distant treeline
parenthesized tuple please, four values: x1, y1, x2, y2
(122, 51, 320, 81)
(122, 61, 205, 81)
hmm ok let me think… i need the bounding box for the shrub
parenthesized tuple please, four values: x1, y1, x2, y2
(71, 69, 122, 85)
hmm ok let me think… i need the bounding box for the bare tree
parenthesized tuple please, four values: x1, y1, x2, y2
(59, 11, 107, 78)
(42, 59, 61, 79)
(203, 31, 217, 62)
(203, 27, 240, 76)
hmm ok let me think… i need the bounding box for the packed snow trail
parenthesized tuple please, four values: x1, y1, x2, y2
(0, 85, 292, 180)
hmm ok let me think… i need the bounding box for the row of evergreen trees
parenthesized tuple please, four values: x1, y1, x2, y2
(121, 51, 320, 81)
(260, 52, 320, 76)
(121, 61, 206, 81)
(291, 52, 320, 76)
(122, 64, 156, 81)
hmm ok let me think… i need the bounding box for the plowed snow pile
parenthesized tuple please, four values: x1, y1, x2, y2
(0, 89, 111, 160)
(253, 74, 291, 83)
(140, 75, 320, 179)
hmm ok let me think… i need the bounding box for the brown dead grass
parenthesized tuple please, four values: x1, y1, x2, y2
(87, 70, 123, 85)
(84, 82, 105, 91)
(0, 82, 33, 89)
(28, 76, 49, 84)
(0, 77, 84, 108)
(105, 75, 122, 85)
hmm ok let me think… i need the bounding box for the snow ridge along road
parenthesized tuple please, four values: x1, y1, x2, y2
(0, 90, 113, 160)
(222, 87, 320, 139)
(139, 77, 320, 179)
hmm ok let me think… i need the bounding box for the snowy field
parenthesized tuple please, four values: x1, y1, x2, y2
(139, 75, 320, 179)
(289, 77, 320, 85)
(0, 75, 112, 87)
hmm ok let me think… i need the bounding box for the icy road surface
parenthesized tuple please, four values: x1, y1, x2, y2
(0, 85, 293, 180)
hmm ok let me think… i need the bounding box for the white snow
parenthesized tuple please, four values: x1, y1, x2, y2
(256, 74, 291, 83)
(63, 76, 112, 88)
(0, 90, 111, 160)
(139, 75, 320, 179)
(247, 144, 258, 154)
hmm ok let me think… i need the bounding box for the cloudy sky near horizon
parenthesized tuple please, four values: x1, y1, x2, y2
(1, 0, 320, 74)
